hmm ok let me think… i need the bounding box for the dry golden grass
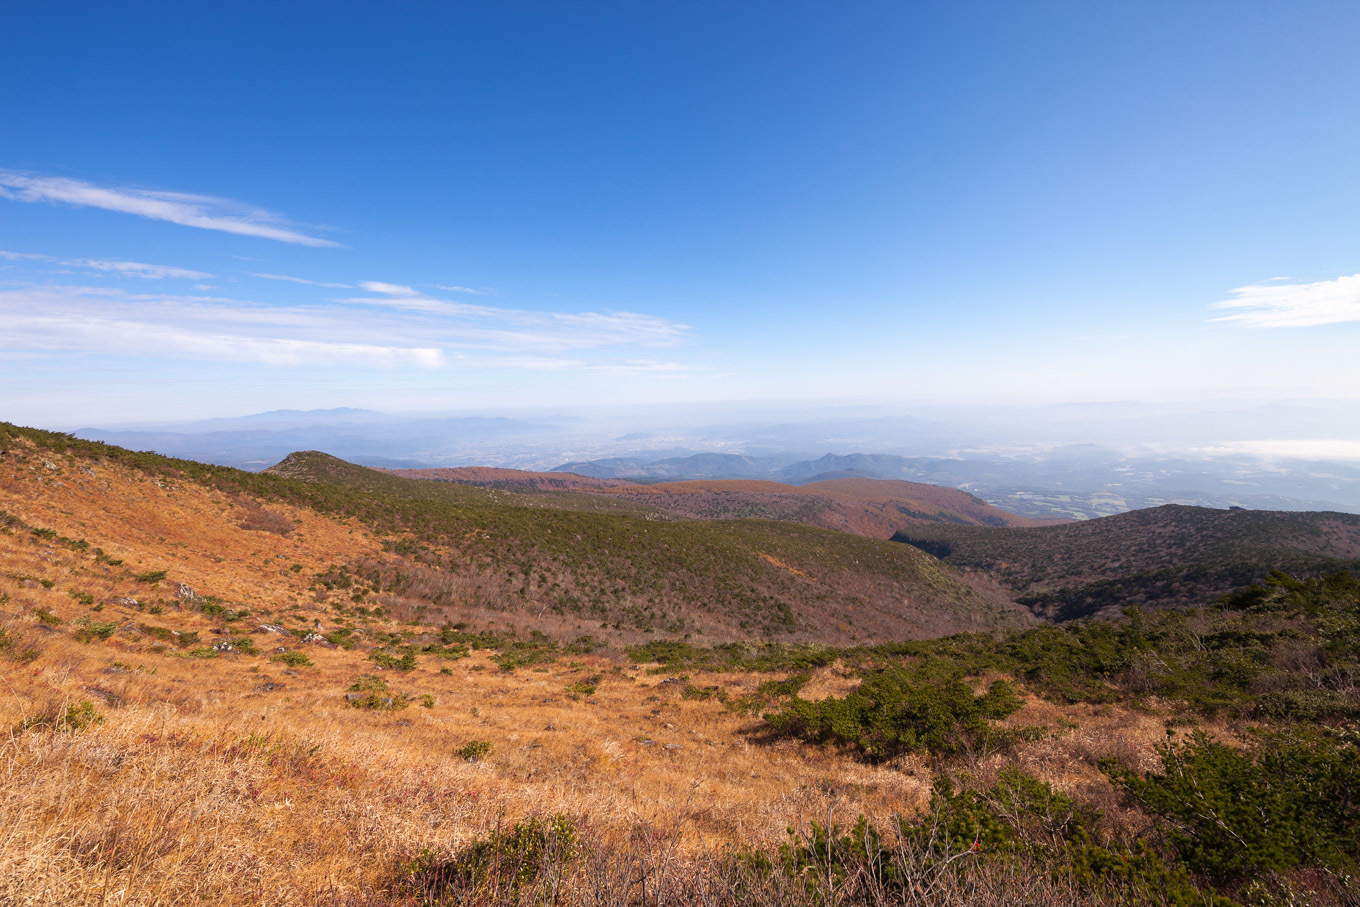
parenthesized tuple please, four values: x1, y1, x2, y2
(0, 441, 1179, 904)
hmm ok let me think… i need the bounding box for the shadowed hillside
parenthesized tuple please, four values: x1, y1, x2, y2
(893, 504, 1360, 620)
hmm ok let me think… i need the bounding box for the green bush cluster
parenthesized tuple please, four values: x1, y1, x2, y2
(402, 814, 578, 899)
(1107, 727, 1360, 885)
(458, 739, 493, 761)
(21, 700, 104, 733)
(369, 649, 417, 671)
(767, 670, 1022, 759)
(73, 617, 118, 643)
(346, 674, 409, 710)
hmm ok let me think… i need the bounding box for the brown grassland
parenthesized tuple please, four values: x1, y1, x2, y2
(1, 434, 1353, 906)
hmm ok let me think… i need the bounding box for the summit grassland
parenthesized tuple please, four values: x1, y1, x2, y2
(2, 422, 1357, 906)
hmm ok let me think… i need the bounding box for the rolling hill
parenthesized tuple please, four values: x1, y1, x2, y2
(893, 504, 1360, 619)
(5, 419, 1359, 905)
(385, 467, 1049, 540)
(0, 423, 1029, 647)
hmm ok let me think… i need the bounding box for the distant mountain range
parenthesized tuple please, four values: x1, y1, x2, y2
(58, 406, 1360, 520)
(554, 450, 1360, 519)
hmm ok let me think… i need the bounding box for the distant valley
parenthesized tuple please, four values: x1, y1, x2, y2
(66, 407, 1360, 522)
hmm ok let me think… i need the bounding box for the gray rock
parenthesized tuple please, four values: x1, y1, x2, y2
(174, 583, 196, 601)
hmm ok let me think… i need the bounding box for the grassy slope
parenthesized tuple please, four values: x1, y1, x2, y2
(1, 423, 1027, 645)
(2, 422, 1356, 905)
(893, 503, 1360, 619)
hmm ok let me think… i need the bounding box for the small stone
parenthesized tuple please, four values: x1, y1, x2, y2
(174, 583, 196, 601)
(255, 624, 289, 635)
(663, 743, 683, 751)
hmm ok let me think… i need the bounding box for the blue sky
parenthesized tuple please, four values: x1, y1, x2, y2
(3, 1, 1359, 426)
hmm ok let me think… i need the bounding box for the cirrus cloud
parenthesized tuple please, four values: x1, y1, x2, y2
(1, 249, 212, 280)
(0, 170, 338, 247)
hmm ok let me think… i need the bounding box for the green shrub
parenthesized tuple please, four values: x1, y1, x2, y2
(180, 646, 219, 659)
(403, 815, 578, 899)
(766, 670, 1022, 759)
(458, 739, 492, 761)
(323, 627, 357, 649)
(680, 683, 727, 703)
(369, 649, 417, 671)
(350, 674, 388, 693)
(1107, 728, 1360, 884)
(22, 700, 104, 732)
(133, 570, 168, 584)
(490, 635, 561, 672)
(564, 679, 598, 699)
(34, 608, 62, 626)
(271, 650, 312, 668)
(347, 675, 409, 710)
(73, 618, 118, 643)
(727, 673, 810, 715)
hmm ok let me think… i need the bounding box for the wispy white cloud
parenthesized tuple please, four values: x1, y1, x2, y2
(1, 249, 212, 279)
(336, 283, 690, 351)
(1211, 273, 1360, 328)
(0, 285, 441, 368)
(431, 284, 491, 295)
(0, 170, 338, 247)
(74, 259, 213, 280)
(253, 272, 352, 288)
(0, 282, 693, 373)
(361, 281, 418, 296)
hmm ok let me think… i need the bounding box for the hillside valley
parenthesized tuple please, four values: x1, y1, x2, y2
(894, 504, 1360, 620)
